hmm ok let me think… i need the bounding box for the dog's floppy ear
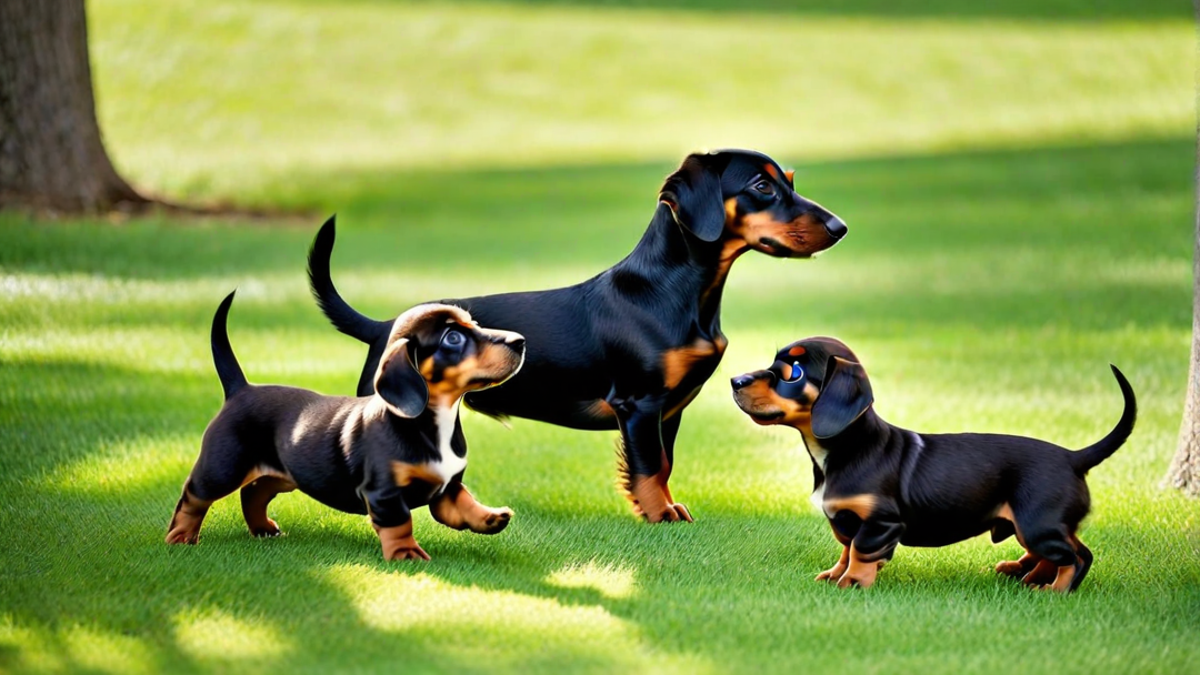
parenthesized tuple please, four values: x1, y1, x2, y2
(659, 153, 728, 242)
(811, 356, 874, 439)
(374, 337, 428, 418)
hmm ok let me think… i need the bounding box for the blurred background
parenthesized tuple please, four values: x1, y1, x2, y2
(1, 1, 1196, 673)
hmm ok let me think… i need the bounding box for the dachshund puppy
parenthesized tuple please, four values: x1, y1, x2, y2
(166, 292, 526, 560)
(308, 150, 847, 523)
(731, 337, 1136, 592)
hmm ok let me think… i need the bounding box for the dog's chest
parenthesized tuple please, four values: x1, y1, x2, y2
(661, 335, 727, 392)
(802, 434, 830, 511)
(428, 401, 466, 489)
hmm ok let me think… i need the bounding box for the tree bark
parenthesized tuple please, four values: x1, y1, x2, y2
(0, 0, 147, 213)
(1167, 4, 1200, 496)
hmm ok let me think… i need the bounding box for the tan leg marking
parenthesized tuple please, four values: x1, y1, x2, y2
(373, 520, 430, 561)
(429, 485, 513, 534)
(628, 468, 692, 523)
(166, 490, 213, 545)
(1043, 565, 1077, 593)
(996, 552, 1040, 577)
(240, 476, 297, 537)
(1022, 558, 1058, 586)
(816, 545, 851, 582)
(822, 494, 878, 520)
(836, 543, 883, 589)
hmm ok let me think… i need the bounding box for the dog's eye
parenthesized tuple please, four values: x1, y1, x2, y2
(783, 362, 804, 383)
(442, 330, 465, 349)
(753, 181, 775, 196)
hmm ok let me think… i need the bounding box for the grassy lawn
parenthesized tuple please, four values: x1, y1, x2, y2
(2, 1, 1199, 673)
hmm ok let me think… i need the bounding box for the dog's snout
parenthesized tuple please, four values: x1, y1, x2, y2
(731, 374, 755, 391)
(507, 336, 526, 352)
(822, 215, 848, 240)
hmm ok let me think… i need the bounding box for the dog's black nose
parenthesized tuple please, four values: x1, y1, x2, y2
(731, 374, 755, 391)
(507, 337, 526, 352)
(823, 216, 848, 240)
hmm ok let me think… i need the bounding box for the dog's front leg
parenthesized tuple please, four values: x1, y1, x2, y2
(816, 529, 852, 582)
(838, 510, 904, 590)
(365, 487, 429, 561)
(430, 481, 513, 535)
(615, 396, 692, 523)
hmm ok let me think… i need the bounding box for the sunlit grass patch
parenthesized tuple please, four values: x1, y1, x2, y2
(322, 564, 710, 673)
(545, 560, 639, 599)
(173, 608, 292, 662)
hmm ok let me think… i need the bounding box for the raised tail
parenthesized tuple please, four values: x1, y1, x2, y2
(307, 215, 393, 342)
(212, 290, 248, 399)
(306, 215, 394, 396)
(1070, 365, 1137, 475)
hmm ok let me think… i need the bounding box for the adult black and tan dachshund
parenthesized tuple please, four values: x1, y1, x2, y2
(308, 150, 847, 522)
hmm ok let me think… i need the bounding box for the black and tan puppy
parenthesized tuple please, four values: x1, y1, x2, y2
(166, 291, 526, 560)
(731, 337, 1136, 592)
(308, 150, 847, 522)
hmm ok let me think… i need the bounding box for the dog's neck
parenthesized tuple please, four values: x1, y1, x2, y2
(610, 203, 747, 331)
(798, 408, 892, 470)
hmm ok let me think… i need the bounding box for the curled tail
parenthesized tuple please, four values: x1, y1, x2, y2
(306, 215, 393, 396)
(1070, 365, 1137, 475)
(212, 291, 248, 399)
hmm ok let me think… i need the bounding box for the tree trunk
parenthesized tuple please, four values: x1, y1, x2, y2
(1167, 44, 1200, 495)
(0, 0, 147, 213)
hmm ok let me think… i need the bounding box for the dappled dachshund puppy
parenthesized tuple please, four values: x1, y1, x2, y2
(166, 292, 526, 560)
(731, 337, 1136, 592)
(308, 150, 847, 522)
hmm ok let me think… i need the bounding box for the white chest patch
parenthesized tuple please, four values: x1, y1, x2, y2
(802, 434, 829, 513)
(429, 401, 466, 490)
(809, 480, 826, 512)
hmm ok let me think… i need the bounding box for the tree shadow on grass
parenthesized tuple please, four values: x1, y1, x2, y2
(0, 137, 1191, 284)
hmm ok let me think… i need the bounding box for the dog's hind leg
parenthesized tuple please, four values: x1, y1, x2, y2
(167, 433, 260, 545)
(166, 487, 214, 545)
(1069, 534, 1094, 592)
(1018, 525, 1080, 592)
(241, 476, 298, 537)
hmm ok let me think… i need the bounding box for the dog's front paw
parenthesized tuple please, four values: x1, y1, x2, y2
(815, 563, 848, 582)
(995, 560, 1026, 576)
(249, 519, 282, 538)
(669, 503, 694, 522)
(165, 528, 200, 545)
(477, 507, 513, 534)
(836, 563, 882, 589)
(642, 502, 694, 523)
(384, 543, 431, 561)
(1021, 559, 1058, 586)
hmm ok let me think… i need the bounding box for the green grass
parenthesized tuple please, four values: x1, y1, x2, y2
(89, 0, 1191, 204)
(3, 0, 1199, 673)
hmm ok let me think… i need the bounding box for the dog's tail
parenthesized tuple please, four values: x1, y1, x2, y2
(1070, 365, 1137, 475)
(212, 290, 248, 400)
(307, 215, 393, 396)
